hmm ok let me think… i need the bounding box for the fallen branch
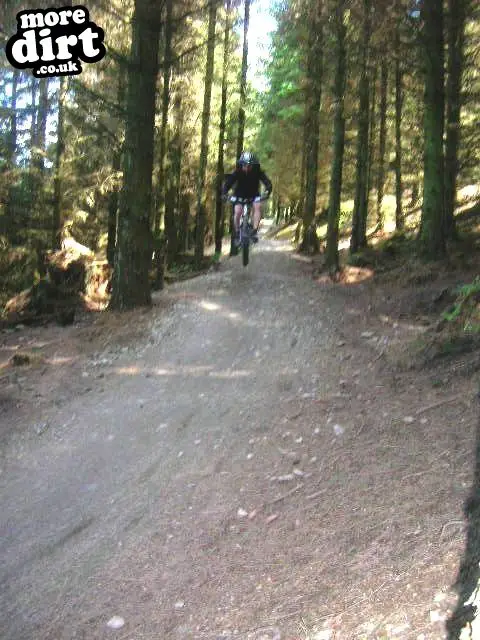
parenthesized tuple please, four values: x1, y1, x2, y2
(265, 483, 304, 507)
(415, 393, 467, 415)
(440, 519, 465, 537)
(306, 489, 328, 500)
(372, 349, 386, 363)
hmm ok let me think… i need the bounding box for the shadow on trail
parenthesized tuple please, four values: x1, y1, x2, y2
(447, 391, 480, 639)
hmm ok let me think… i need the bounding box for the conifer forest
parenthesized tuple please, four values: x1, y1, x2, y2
(1, 2, 480, 639)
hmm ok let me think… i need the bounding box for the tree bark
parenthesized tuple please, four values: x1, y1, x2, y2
(52, 76, 67, 251)
(300, 0, 324, 254)
(444, 0, 466, 239)
(215, 0, 231, 256)
(155, 0, 173, 235)
(394, 10, 404, 231)
(4, 69, 19, 239)
(32, 78, 48, 173)
(376, 59, 388, 230)
(110, 0, 162, 309)
(418, 0, 446, 260)
(106, 156, 120, 267)
(178, 192, 190, 254)
(325, 0, 347, 271)
(165, 95, 183, 264)
(229, 0, 247, 259)
(236, 0, 250, 159)
(350, 0, 372, 254)
(194, 0, 217, 268)
(107, 74, 126, 267)
(367, 62, 377, 203)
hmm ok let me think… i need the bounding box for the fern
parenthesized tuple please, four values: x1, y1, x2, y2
(442, 277, 480, 332)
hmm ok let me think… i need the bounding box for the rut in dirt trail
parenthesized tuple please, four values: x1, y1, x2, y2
(0, 235, 475, 639)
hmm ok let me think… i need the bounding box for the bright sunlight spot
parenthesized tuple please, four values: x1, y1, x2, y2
(199, 300, 221, 312)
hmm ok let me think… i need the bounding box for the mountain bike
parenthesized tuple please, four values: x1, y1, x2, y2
(228, 194, 270, 267)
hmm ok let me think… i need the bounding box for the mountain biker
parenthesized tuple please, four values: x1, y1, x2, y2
(222, 151, 272, 244)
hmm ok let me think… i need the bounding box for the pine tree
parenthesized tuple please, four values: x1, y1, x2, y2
(110, 0, 162, 309)
(350, 0, 372, 254)
(325, 0, 347, 271)
(418, 0, 446, 259)
(444, 0, 468, 239)
(194, 0, 218, 267)
(300, 0, 324, 254)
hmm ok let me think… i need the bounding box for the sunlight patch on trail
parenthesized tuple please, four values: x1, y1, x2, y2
(198, 300, 220, 311)
(110, 364, 252, 379)
(115, 365, 140, 375)
(48, 355, 76, 365)
(209, 369, 251, 379)
(197, 298, 241, 321)
(255, 242, 292, 254)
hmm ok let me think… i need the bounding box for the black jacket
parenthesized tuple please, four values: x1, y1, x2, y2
(223, 165, 272, 199)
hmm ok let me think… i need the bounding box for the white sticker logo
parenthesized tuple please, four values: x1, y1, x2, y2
(6, 5, 105, 77)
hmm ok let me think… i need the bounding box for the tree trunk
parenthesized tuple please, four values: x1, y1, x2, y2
(33, 78, 48, 173)
(394, 11, 404, 231)
(110, 0, 162, 310)
(22, 77, 49, 247)
(107, 74, 126, 267)
(444, 0, 466, 239)
(376, 59, 388, 230)
(350, 0, 372, 254)
(30, 78, 49, 174)
(325, 0, 347, 272)
(215, 0, 231, 256)
(236, 0, 250, 158)
(300, 0, 324, 254)
(367, 62, 377, 202)
(52, 76, 67, 251)
(4, 69, 19, 239)
(418, 0, 446, 260)
(29, 78, 49, 249)
(30, 78, 38, 152)
(165, 95, 183, 264)
(178, 192, 190, 254)
(194, 0, 217, 268)
(155, 0, 173, 235)
(7, 70, 19, 168)
(106, 157, 120, 267)
(298, 123, 306, 229)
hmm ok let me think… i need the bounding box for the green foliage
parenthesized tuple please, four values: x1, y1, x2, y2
(442, 277, 480, 332)
(255, 5, 306, 204)
(0, 238, 41, 308)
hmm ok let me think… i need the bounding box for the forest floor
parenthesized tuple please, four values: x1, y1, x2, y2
(1, 223, 479, 640)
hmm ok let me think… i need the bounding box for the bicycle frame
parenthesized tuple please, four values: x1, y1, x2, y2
(239, 202, 253, 248)
(228, 194, 269, 267)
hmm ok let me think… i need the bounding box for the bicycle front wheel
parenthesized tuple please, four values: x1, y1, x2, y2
(242, 240, 249, 266)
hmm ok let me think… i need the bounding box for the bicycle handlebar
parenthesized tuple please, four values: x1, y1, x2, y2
(226, 193, 270, 204)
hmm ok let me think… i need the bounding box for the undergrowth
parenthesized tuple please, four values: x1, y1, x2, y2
(442, 277, 480, 334)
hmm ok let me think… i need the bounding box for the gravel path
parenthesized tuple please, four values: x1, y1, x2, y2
(0, 234, 476, 639)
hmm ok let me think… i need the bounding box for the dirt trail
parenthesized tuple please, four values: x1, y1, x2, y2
(0, 234, 477, 640)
